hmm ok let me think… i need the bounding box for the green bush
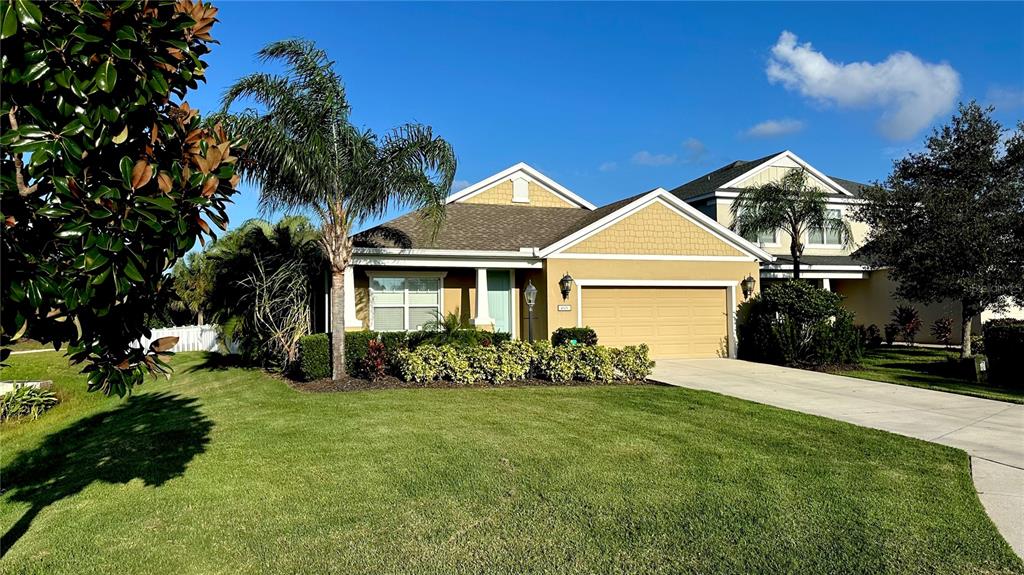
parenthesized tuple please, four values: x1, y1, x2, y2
(543, 345, 578, 384)
(983, 320, 1024, 387)
(615, 344, 655, 381)
(856, 324, 882, 348)
(551, 327, 598, 347)
(344, 331, 375, 376)
(1, 385, 59, 422)
(738, 280, 862, 367)
(578, 345, 617, 382)
(395, 347, 438, 383)
(891, 305, 922, 345)
(296, 334, 331, 381)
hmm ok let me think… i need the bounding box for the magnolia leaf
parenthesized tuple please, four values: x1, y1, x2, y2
(112, 125, 128, 144)
(14, 0, 41, 29)
(130, 159, 152, 190)
(1, 2, 16, 39)
(201, 174, 218, 197)
(157, 170, 172, 194)
(119, 156, 133, 187)
(149, 336, 179, 353)
(94, 58, 117, 93)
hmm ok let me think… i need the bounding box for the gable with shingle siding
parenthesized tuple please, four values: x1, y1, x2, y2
(460, 179, 578, 208)
(563, 200, 746, 257)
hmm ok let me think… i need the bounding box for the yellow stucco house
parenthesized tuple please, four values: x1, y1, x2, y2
(314, 152, 972, 358)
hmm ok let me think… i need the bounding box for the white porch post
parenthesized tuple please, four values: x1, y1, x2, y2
(821, 278, 831, 292)
(343, 266, 362, 329)
(471, 268, 494, 329)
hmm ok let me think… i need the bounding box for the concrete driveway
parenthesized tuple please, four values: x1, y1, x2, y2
(652, 359, 1024, 558)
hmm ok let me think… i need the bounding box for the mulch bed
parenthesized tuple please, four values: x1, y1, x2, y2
(289, 375, 655, 393)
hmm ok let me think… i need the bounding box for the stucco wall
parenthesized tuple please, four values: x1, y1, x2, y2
(714, 198, 871, 257)
(564, 201, 745, 257)
(833, 270, 979, 344)
(461, 179, 577, 208)
(543, 258, 760, 337)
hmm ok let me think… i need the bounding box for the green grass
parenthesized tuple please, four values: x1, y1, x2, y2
(2, 352, 1021, 575)
(839, 346, 1024, 404)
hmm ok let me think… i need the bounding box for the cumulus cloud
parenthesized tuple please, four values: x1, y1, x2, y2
(766, 31, 960, 140)
(743, 118, 805, 138)
(598, 161, 618, 172)
(631, 150, 677, 166)
(987, 86, 1024, 110)
(630, 138, 708, 168)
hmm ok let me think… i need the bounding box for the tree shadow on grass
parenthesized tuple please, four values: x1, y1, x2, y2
(182, 351, 248, 373)
(1, 392, 212, 557)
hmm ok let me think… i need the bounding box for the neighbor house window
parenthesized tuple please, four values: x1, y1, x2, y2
(369, 275, 443, 331)
(808, 209, 843, 245)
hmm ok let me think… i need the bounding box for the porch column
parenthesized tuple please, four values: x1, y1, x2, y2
(471, 268, 494, 330)
(343, 266, 362, 329)
(821, 278, 831, 292)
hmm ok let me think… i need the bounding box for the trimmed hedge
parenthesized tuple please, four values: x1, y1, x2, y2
(983, 319, 1024, 387)
(395, 341, 654, 386)
(296, 333, 331, 381)
(551, 327, 598, 347)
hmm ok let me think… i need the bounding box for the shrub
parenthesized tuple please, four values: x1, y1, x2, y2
(971, 334, 986, 355)
(296, 334, 330, 381)
(395, 347, 438, 383)
(616, 344, 655, 381)
(983, 320, 1024, 387)
(891, 305, 922, 345)
(364, 339, 388, 380)
(344, 331, 375, 376)
(495, 340, 536, 383)
(579, 345, 617, 382)
(551, 327, 598, 347)
(435, 344, 477, 385)
(544, 345, 578, 384)
(884, 323, 899, 346)
(1, 385, 59, 422)
(737, 280, 861, 367)
(931, 318, 954, 348)
(856, 324, 882, 349)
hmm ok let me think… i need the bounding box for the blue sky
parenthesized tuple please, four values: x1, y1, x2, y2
(189, 1, 1024, 231)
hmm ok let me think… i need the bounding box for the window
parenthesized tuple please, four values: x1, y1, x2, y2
(808, 209, 843, 246)
(369, 275, 443, 331)
(736, 209, 778, 245)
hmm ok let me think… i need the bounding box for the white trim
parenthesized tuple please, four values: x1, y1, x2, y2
(690, 190, 867, 205)
(444, 162, 597, 210)
(342, 266, 362, 329)
(365, 271, 446, 332)
(509, 270, 518, 339)
(552, 253, 755, 262)
(717, 150, 853, 196)
(352, 255, 542, 269)
(471, 268, 494, 328)
(573, 279, 739, 359)
(761, 271, 865, 280)
(539, 189, 774, 262)
(762, 264, 869, 271)
(354, 247, 538, 258)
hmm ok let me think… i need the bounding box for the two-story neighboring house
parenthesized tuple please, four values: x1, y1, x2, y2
(670, 150, 975, 343)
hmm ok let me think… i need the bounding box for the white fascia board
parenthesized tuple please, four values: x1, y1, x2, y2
(351, 247, 542, 269)
(761, 271, 866, 279)
(716, 150, 853, 197)
(353, 247, 538, 258)
(575, 279, 739, 287)
(762, 263, 871, 271)
(539, 188, 774, 262)
(444, 162, 597, 210)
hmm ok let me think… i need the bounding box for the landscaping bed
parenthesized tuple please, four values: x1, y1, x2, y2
(291, 374, 652, 393)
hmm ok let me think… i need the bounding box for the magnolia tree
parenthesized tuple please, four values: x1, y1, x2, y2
(1, 0, 240, 395)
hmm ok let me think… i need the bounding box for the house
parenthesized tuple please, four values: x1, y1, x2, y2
(315, 163, 774, 359)
(314, 152, 974, 355)
(671, 150, 977, 343)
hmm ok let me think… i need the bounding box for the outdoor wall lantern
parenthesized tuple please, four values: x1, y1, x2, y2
(741, 274, 757, 300)
(558, 273, 574, 301)
(524, 280, 538, 342)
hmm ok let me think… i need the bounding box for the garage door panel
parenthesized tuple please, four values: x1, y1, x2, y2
(581, 287, 728, 359)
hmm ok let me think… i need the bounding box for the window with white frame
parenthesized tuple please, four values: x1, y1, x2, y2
(369, 274, 443, 331)
(808, 209, 843, 246)
(736, 209, 778, 245)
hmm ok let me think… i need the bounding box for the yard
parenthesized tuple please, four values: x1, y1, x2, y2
(2, 351, 1021, 575)
(839, 346, 1024, 404)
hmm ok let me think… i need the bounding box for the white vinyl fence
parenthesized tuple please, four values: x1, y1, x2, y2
(138, 324, 222, 353)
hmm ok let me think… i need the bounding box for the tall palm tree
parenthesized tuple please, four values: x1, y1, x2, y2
(730, 168, 852, 279)
(221, 39, 456, 379)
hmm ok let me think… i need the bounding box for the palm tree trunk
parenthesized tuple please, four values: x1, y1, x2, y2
(330, 268, 347, 379)
(790, 243, 802, 280)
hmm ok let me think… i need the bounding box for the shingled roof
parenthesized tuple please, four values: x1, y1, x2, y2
(668, 153, 870, 199)
(354, 189, 659, 252)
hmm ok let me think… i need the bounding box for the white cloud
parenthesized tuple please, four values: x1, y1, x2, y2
(680, 137, 707, 164)
(987, 86, 1024, 110)
(451, 179, 470, 191)
(743, 118, 805, 138)
(766, 31, 960, 140)
(631, 151, 677, 166)
(598, 161, 618, 172)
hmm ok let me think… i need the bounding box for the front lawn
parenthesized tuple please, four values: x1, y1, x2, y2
(839, 346, 1024, 404)
(2, 352, 1021, 574)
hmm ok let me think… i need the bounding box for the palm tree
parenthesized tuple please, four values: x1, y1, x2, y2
(220, 39, 456, 379)
(171, 251, 213, 325)
(730, 168, 853, 279)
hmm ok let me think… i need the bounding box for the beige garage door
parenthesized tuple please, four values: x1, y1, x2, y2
(580, 287, 728, 359)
